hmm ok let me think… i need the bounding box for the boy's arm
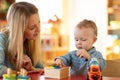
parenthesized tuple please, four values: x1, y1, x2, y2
(55, 51, 74, 66)
(90, 52, 106, 71)
(97, 57, 106, 71)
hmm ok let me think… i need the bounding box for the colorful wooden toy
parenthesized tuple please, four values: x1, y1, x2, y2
(17, 68, 31, 80)
(2, 68, 16, 80)
(44, 66, 70, 79)
(87, 58, 102, 80)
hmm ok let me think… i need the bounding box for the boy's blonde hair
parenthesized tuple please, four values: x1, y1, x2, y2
(2, 2, 42, 70)
(76, 19, 98, 36)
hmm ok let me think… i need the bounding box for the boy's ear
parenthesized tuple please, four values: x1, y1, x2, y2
(93, 37, 97, 43)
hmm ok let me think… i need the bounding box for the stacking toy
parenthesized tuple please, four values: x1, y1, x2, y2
(17, 68, 31, 80)
(87, 58, 102, 80)
(3, 68, 16, 80)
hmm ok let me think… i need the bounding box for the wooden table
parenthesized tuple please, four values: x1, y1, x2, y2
(28, 73, 120, 80)
(0, 72, 120, 80)
(29, 73, 86, 80)
(103, 77, 120, 80)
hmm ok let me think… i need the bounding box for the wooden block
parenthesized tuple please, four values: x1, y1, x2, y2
(44, 66, 70, 79)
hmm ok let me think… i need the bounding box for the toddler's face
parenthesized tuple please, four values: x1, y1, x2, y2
(74, 27, 97, 51)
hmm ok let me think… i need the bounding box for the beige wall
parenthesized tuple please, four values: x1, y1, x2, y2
(65, 0, 108, 59)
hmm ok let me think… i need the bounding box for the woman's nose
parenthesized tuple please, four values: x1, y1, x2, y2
(37, 27, 40, 32)
(36, 24, 40, 33)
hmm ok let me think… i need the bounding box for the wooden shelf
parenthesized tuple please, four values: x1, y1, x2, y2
(0, 20, 7, 29)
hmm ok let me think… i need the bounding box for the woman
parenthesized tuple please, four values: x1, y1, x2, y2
(0, 1, 43, 76)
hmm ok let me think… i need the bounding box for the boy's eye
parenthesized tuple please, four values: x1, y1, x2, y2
(82, 39, 86, 41)
(75, 39, 78, 41)
(76, 40, 78, 41)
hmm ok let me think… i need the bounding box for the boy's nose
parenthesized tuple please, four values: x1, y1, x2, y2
(78, 41, 82, 45)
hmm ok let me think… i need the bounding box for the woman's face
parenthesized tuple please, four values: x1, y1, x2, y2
(24, 13, 40, 40)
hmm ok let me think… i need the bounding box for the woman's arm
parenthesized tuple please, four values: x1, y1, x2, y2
(0, 33, 8, 77)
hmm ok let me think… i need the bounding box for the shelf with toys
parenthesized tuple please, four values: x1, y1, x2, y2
(106, 0, 120, 60)
(41, 15, 69, 66)
(0, 20, 7, 30)
(41, 33, 69, 66)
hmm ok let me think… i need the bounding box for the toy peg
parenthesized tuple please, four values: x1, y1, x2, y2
(22, 69, 28, 77)
(17, 68, 30, 80)
(7, 68, 12, 76)
(2, 68, 16, 80)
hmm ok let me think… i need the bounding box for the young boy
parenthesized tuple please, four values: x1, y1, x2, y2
(54, 19, 106, 75)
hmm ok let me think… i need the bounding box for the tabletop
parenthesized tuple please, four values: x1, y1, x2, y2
(29, 72, 86, 80)
(0, 72, 120, 80)
(27, 73, 120, 80)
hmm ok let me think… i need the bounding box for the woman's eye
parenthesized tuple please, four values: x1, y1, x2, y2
(30, 27, 35, 30)
(30, 25, 36, 30)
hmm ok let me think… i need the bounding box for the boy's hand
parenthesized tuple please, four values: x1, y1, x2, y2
(54, 58, 66, 67)
(76, 49, 91, 60)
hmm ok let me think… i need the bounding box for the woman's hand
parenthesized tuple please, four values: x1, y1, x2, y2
(22, 54, 33, 71)
(22, 55, 44, 74)
(28, 67, 44, 75)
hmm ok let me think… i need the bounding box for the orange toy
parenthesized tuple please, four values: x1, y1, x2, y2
(87, 58, 102, 80)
